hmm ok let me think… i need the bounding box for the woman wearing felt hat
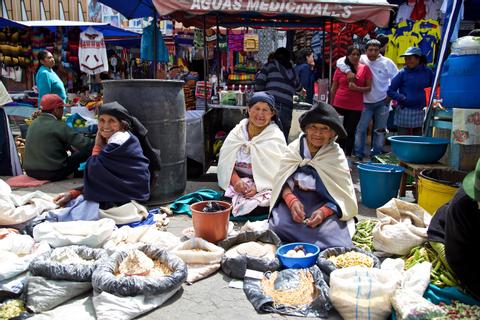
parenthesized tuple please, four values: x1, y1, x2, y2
(268, 102, 358, 249)
(217, 92, 287, 218)
(387, 46, 434, 135)
(427, 159, 480, 300)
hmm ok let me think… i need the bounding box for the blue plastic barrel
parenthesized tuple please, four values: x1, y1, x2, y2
(358, 163, 405, 208)
(440, 54, 480, 108)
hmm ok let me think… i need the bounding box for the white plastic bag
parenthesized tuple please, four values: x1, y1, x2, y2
(33, 218, 115, 248)
(92, 289, 178, 320)
(0, 234, 50, 281)
(391, 289, 445, 320)
(0, 180, 56, 225)
(171, 237, 225, 283)
(26, 276, 92, 313)
(29, 296, 96, 320)
(373, 198, 431, 255)
(329, 266, 401, 320)
(103, 225, 180, 251)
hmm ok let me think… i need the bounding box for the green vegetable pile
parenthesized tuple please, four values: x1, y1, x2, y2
(434, 301, 480, 319)
(403, 243, 459, 287)
(352, 219, 378, 252)
(0, 299, 26, 320)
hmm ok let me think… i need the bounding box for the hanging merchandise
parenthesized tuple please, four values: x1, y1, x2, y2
(228, 30, 245, 52)
(243, 34, 259, 52)
(78, 27, 109, 75)
(256, 28, 277, 64)
(141, 21, 169, 63)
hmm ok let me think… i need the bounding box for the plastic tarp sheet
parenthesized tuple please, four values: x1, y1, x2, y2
(243, 265, 332, 317)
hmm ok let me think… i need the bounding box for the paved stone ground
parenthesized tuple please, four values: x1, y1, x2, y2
(3, 164, 391, 320)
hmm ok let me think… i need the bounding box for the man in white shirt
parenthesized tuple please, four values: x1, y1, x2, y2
(336, 39, 398, 161)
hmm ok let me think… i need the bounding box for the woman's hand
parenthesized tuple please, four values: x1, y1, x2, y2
(95, 131, 106, 148)
(244, 183, 257, 198)
(290, 200, 305, 224)
(53, 192, 72, 207)
(233, 179, 248, 194)
(348, 81, 357, 90)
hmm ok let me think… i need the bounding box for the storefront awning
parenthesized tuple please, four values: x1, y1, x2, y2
(0, 17, 28, 29)
(19, 20, 141, 38)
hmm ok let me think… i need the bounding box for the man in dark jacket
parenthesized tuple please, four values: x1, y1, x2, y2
(427, 159, 480, 300)
(24, 94, 93, 181)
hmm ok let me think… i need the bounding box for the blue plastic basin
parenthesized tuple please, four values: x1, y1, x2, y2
(276, 242, 320, 269)
(387, 136, 449, 164)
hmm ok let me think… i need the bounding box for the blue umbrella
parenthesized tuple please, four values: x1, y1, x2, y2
(98, 0, 161, 78)
(98, 0, 156, 19)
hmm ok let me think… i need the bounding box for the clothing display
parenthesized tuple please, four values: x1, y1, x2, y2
(387, 19, 441, 67)
(141, 22, 169, 63)
(78, 27, 108, 75)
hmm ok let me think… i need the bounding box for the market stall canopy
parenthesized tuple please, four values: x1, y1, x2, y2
(0, 17, 28, 28)
(98, 0, 156, 19)
(19, 20, 141, 38)
(152, 0, 395, 28)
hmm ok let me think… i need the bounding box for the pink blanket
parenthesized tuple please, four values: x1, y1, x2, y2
(5, 175, 50, 188)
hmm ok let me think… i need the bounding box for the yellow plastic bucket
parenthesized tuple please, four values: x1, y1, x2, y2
(418, 169, 467, 215)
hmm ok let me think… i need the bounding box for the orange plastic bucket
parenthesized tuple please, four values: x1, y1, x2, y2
(190, 201, 231, 243)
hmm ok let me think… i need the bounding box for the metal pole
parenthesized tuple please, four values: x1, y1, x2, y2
(203, 15, 209, 112)
(321, 19, 325, 79)
(153, 11, 157, 79)
(328, 18, 333, 101)
(216, 14, 221, 81)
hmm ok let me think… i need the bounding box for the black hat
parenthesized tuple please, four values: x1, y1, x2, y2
(99, 101, 132, 125)
(299, 102, 347, 139)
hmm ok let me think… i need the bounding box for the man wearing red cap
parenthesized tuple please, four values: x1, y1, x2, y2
(24, 94, 93, 181)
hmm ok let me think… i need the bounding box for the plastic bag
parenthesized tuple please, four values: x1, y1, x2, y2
(316, 247, 380, 283)
(329, 266, 402, 320)
(243, 265, 332, 317)
(0, 237, 50, 282)
(0, 273, 27, 300)
(33, 218, 116, 248)
(391, 289, 445, 320)
(92, 244, 187, 297)
(29, 246, 107, 282)
(171, 237, 224, 284)
(218, 230, 281, 279)
(373, 198, 431, 255)
(26, 276, 92, 313)
(102, 225, 180, 251)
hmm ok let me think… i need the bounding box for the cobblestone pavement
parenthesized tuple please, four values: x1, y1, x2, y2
(3, 165, 383, 319)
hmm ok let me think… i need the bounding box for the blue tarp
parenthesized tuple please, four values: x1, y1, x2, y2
(0, 17, 27, 28)
(98, 0, 156, 19)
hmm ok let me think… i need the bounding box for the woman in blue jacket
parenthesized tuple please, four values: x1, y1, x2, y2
(35, 50, 66, 106)
(387, 47, 434, 135)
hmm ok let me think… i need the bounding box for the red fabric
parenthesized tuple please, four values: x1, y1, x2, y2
(68, 189, 82, 199)
(92, 145, 102, 156)
(332, 63, 372, 111)
(411, 0, 426, 21)
(6, 175, 50, 187)
(283, 192, 299, 210)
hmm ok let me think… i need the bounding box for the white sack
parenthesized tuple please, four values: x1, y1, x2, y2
(33, 218, 115, 248)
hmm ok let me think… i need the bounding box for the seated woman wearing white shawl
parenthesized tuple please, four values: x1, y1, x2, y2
(269, 102, 358, 249)
(217, 92, 287, 217)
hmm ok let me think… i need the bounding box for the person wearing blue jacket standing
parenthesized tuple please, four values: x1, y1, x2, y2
(35, 50, 67, 107)
(387, 47, 434, 135)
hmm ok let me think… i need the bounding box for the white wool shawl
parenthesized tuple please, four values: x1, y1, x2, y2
(217, 119, 287, 192)
(269, 136, 358, 221)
